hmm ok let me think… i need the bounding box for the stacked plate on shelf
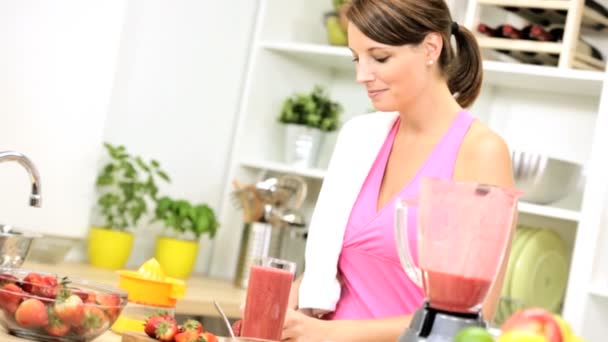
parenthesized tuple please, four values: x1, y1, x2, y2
(494, 225, 571, 325)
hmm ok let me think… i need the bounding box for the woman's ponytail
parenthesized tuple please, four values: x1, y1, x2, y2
(446, 24, 483, 109)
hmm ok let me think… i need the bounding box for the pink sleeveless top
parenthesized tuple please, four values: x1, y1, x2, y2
(330, 110, 475, 320)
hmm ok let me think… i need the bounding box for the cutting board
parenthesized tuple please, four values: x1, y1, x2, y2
(121, 332, 158, 342)
(121, 331, 227, 342)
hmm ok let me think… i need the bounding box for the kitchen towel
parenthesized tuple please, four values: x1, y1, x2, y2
(298, 111, 399, 315)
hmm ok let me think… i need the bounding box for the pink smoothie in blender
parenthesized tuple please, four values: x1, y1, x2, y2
(242, 258, 296, 341)
(395, 177, 521, 340)
(418, 178, 519, 312)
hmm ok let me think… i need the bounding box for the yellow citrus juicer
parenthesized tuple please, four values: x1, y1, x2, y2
(111, 258, 186, 334)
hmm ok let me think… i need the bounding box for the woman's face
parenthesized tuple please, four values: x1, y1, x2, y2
(348, 23, 432, 112)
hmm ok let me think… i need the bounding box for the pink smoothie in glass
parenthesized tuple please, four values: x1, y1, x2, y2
(242, 265, 294, 341)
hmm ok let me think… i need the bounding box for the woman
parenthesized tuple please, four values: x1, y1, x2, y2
(280, 0, 515, 341)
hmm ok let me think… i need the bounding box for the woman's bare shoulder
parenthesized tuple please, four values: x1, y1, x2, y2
(454, 120, 514, 188)
(463, 121, 509, 158)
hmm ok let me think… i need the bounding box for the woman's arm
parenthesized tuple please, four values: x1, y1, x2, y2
(282, 309, 412, 342)
(453, 122, 515, 321)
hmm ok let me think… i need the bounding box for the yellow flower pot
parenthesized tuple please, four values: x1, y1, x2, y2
(87, 227, 134, 270)
(154, 236, 199, 279)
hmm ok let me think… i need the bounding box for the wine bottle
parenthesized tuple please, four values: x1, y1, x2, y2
(477, 23, 538, 64)
(510, 24, 558, 65)
(501, 24, 534, 40)
(537, 25, 604, 62)
(477, 23, 511, 55)
(544, 25, 565, 41)
(477, 23, 505, 37)
(528, 24, 554, 41)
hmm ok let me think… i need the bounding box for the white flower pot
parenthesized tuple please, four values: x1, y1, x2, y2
(284, 124, 324, 168)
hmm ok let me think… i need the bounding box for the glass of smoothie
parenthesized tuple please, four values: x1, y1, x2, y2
(241, 257, 296, 341)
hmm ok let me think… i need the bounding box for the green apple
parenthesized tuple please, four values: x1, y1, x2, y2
(455, 327, 495, 342)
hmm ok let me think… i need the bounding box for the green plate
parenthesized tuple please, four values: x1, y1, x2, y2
(501, 226, 537, 319)
(509, 229, 569, 312)
(499, 226, 536, 320)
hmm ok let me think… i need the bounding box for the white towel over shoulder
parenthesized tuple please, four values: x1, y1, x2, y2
(298, 112, 399, 315)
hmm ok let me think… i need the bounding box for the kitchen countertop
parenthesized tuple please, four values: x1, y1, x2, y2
(0, 261, 244, 341)
(0, 327, 231, 342)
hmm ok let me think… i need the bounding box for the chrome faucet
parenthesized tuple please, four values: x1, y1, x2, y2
(0, 151, 42, 207)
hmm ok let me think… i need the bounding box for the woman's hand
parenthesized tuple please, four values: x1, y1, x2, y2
(282, 308, 330, 341)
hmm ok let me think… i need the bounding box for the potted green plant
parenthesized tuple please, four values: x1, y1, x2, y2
(152, 196, 219, 279)
(278, 85, 342, 168)
(88, 142, 170, 270)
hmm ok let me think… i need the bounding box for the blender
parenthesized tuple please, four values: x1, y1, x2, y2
(394, 177, 521, 341)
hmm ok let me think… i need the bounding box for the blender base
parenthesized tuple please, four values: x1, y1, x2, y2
(399, 304, 486, 342)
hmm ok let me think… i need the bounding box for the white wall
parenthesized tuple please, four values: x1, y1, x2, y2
(0, 0, 258, 276)
(102, 0, 258, 272)
(0, 1, 125, 238)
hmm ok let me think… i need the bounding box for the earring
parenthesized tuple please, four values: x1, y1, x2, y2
(427, 60, 434, 66)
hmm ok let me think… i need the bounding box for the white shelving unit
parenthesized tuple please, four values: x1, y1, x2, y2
(518, 202, 581, 221)
(209, 0, 608, 338)
(261, 40, 606, 96)
(240, 159, 327, 180)
(589, 284, 608, 298)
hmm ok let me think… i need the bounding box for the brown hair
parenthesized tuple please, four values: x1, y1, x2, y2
(346, 0, 483, 108)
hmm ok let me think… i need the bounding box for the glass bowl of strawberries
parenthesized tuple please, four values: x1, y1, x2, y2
(0, 267, 128, 341)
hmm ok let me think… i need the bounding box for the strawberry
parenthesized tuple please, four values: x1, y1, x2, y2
(37, 275, 59, 299)
(15, 298, 49, 328)
(54, 294, 84, 326)
(95, 293, 121, 321)
(144, 314, 169, 338)
(21, 272, 43, 294)
(0, 283, 25, 314)
(71, 288, 90, 302)
(181, 319, 204, 334)
(200, 332, 219, 342)
(45, 307, 70, 337)
(154, 318, 178, 341)
(21, 273, 58, 299)
(174, 330, 201, 342)
(76, 306, 108, 337)
(0, 273, 19, 286)
(53, 277, 84, 326)
(85, 292, 97, 304)
(144, 314, 178, 341)
(144, 312, 172, 337)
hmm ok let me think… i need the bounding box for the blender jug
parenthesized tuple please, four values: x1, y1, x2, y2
(394, 177, 521, 340)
